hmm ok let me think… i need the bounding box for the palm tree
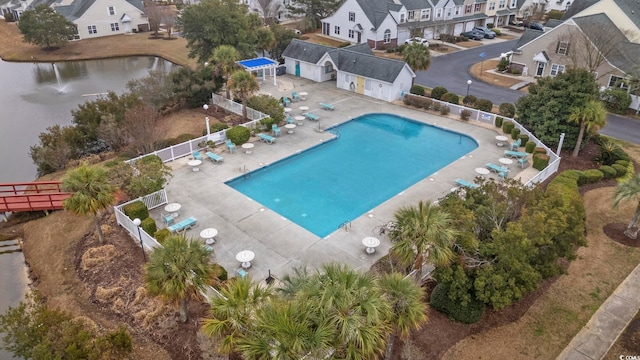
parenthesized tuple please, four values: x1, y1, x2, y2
(212, 45, 240, 99)
(378, 273, 428, 360)
(227, 70, 259, 120)
(389, 201, 457, 278)
(613, 174, 640, 239)
(145, 235, 214, 323)
(568, 99, 607, 157)
(62, 164, 116, 243)
(403, 43, 431, 86)
(201, 276, 273, 358)
(256, 27, 276, 57)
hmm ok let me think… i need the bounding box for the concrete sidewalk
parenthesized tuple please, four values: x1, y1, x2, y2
(557, 264, 640, 359)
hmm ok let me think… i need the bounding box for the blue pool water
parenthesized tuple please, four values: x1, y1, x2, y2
(226, 113, 478, 237)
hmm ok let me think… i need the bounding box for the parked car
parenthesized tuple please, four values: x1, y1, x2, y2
(526, 22, 545, 31)
(405, 37, 429, 46)
(460, 30, 485, 40)
(472, 26, 496, 39)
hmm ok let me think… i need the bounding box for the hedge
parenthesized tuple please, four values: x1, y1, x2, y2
(510, 128, 520, 140)
(533, 153, 550, 171)
(475, 99, 493, 112)
(430, 283, 484, 323)
(495, 117, 503, 128)
(463, 95, 477, 106)
(525, 141, 536, 153)
(203, 122, 229, 136)
(502, 121, 514, 135)
(123, 201, 149, 221)
(615, 160, 630, 167)
(431, 86, 448, 100)
(583, 169, 604, 183)
(411, 85, 425, 96)
(611, 164, 628, 177)
(441, 92, 459, 105)
(141, 217, 157, 235)
(154, 229, 171, 244)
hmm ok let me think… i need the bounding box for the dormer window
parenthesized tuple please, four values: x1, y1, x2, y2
(510, 0, 517, 8)
(421, 9, 430, 20)
(349, 12, 355, 22)
(436, 8, 442, 18)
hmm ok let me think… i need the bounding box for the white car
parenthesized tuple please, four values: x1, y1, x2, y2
(404, 37, 429, 46)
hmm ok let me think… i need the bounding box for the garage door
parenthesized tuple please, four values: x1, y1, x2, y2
(454, 23, 464, 35)
(424, 28, 434, 40)
(465, 22, 475, 31)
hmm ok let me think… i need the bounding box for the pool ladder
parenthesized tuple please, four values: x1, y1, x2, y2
(338, 220, 351, 231)
(327, 129, 341, 139)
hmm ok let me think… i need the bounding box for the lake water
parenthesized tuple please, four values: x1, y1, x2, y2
(0, 57, 174, 183)
(0, 56, 173, 358)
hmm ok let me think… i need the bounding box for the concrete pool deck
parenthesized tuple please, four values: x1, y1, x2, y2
(154, 75, 539, 282)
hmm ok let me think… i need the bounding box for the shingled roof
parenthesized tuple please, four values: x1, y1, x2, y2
(55, 0, 144, 21)
(355, 0, 401, 30)
(512, 28, 544, 51)
(282, 39, 335, 64)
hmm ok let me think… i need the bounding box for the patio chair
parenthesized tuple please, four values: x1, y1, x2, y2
(205, 151, 224, 163)
(504, 150, 528, 158)
(292, 91, 300, 102)
(455, 179, 479, 189)
(518, 158, 528, 169)
(286, 115, 295, 124)
(236, 268, 247, 278)
(226, 140, 236, 154)
(305, 113, 319, 121)
(193, 151, 204, 161)
(510, 138, 521, 151)
(282, 97, 292, 107)
(258, 133, 276, 144)
(320, 102, 335, 111)
(161, 213, 174, 226)
(486, 163, 509, 175)
(272, 124, 281, 137)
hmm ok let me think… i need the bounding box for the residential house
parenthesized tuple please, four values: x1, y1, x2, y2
(54, 0, 149, 39)
(282, 39, 415, 102)
(510, 0, 640, 108)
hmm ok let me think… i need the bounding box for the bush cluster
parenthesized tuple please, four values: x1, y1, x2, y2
(430, 284, 484, 323)
(460, 109, 472, 120)
(463, 95, 477, 106)
(441, 92, 459, 105)
(410, 85, 426, 96)
(226, 126, 251, 145)
(475, 99, 493, 112)
(498, 103, 516, 118)
(440, 105, 451, 115)
(431, 86, 448, 100)
(123, 201, 149, 221)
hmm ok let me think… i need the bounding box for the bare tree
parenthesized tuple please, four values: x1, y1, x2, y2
(144, 0, 163, 36)
(253, 0, 283, 24)
(161, 6, 178, 38)
(123, 104, 168, 155)
(565, 16, 634, 75)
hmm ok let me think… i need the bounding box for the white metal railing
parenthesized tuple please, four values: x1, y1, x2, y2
(211, 93, 269, 122)
(405, 94, 560, 187)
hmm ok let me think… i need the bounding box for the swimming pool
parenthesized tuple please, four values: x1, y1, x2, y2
(226, 113, 478, 237)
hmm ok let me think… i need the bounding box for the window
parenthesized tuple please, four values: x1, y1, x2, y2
(383, 29, 391, 43)
(348, 29, 354, 38)
(510, 0, 517, 7)
(344, 73, 350, 84)
(108, 6, 115, 15)
(88, 25, 97, 34)
(556, 41, 569, 55)
(324, 64, 333, 73)
(608, 75, 627, 88)
(400, 13, 405, 23)
(365, 79, 372, 91)
(498, 0, 505, 8)
(455, 6, 461, 15)
(110, 22, 119, 31)
(465, 5, 472, 13)
(348, 12, 355, 21)
(408, 10, 414, 20)
(474, 4, 482, 12)
(488, 2, 495, 10)
(334, 26, 340, 35)
(445, 8, 452, 17)
(436, 8, 442, 18)
(498, 17, 503, 25)
(550, 64, 565, 76)
(421, 9, 430, 20)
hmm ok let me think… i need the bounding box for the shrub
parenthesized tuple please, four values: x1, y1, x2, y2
(154, 229, 171, 244)
(475, 99, 493, 112)
(600, 88, 632, 114)
(525, 141, 536, 153)
(396, 44, 407, 54)
(440, 105, 451, 115)
(403, 95, 414, 106)
(486, 23, 494, 29)
(599, 165, 617, 179)
(583, 169, 604, 184)
(168, 133, 197, 146)
(463, 95, 477, 106)
(338, 41, 351, 48)
(141, 217, 157, 235)
(226, 126, 251, 145)
(597, 138, 629, 165)
(511, 128, 520, 140)
(615, 159, 630, 167)
(203, 122, 229, 136)
(497, 58, 510, 72)
(432, 102, 441, 112)
(547, 10, 564, 20)
(502, 121, 514, 134)
(498, 103, 516, 118)
(460, 109, 472, 120)
(247, 94, 285, 123)
(211, 263, 228, 282)
(518, 134, 529, 145)
(430, 283, 484, 323)
(611, 164, 628, 177)
(123, 201, 149, 221)
(495, 116, 503, 127)
(431, 86, 448, 100)
(419, 98, 433, 110)
(533, 153, 550, 171)
(260, 117, 277, 131)
(562, 170, 586, 185)
(441, 92, 459, 104)
(411, 85, 426, 96)
(385, 47, 396, 53)
(492, 28, 502, 36)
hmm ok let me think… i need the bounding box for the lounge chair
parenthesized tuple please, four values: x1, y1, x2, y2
(518, 158, 528, 169)
(292, 91, 300, 102)
(320, 102, 334, 111)
(305, 113, 320, 121)
(258, 133, 276, 144)
(504, 150, 528, 158)
(168, 217, 198, 233)
(205, 151, 224, 163)
(272, 124, 281, 137)
(161, 213, 174, 226)
(226, 140, 236, 153)
(455, 179, 479, 189)
(193, 151, 204, 161)
(510, 138, 521, 151)
(486, 163, 509, 179)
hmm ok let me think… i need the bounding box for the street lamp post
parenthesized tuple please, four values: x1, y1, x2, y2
(203, 104, 210, 135)
(466, 80, 472, 97)
(132, 218, 146, 262)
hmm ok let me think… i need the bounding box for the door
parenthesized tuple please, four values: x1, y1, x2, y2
(295, 61, 300, 77)
(356, 76, 365, 94)
(357, 31, 361, 43)
(536, 62, 544, 76)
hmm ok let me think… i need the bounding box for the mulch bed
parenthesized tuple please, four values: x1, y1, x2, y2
(603, 223, 640, 248)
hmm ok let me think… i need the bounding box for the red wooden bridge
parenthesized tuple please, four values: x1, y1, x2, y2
(0, 181, 71, 213)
